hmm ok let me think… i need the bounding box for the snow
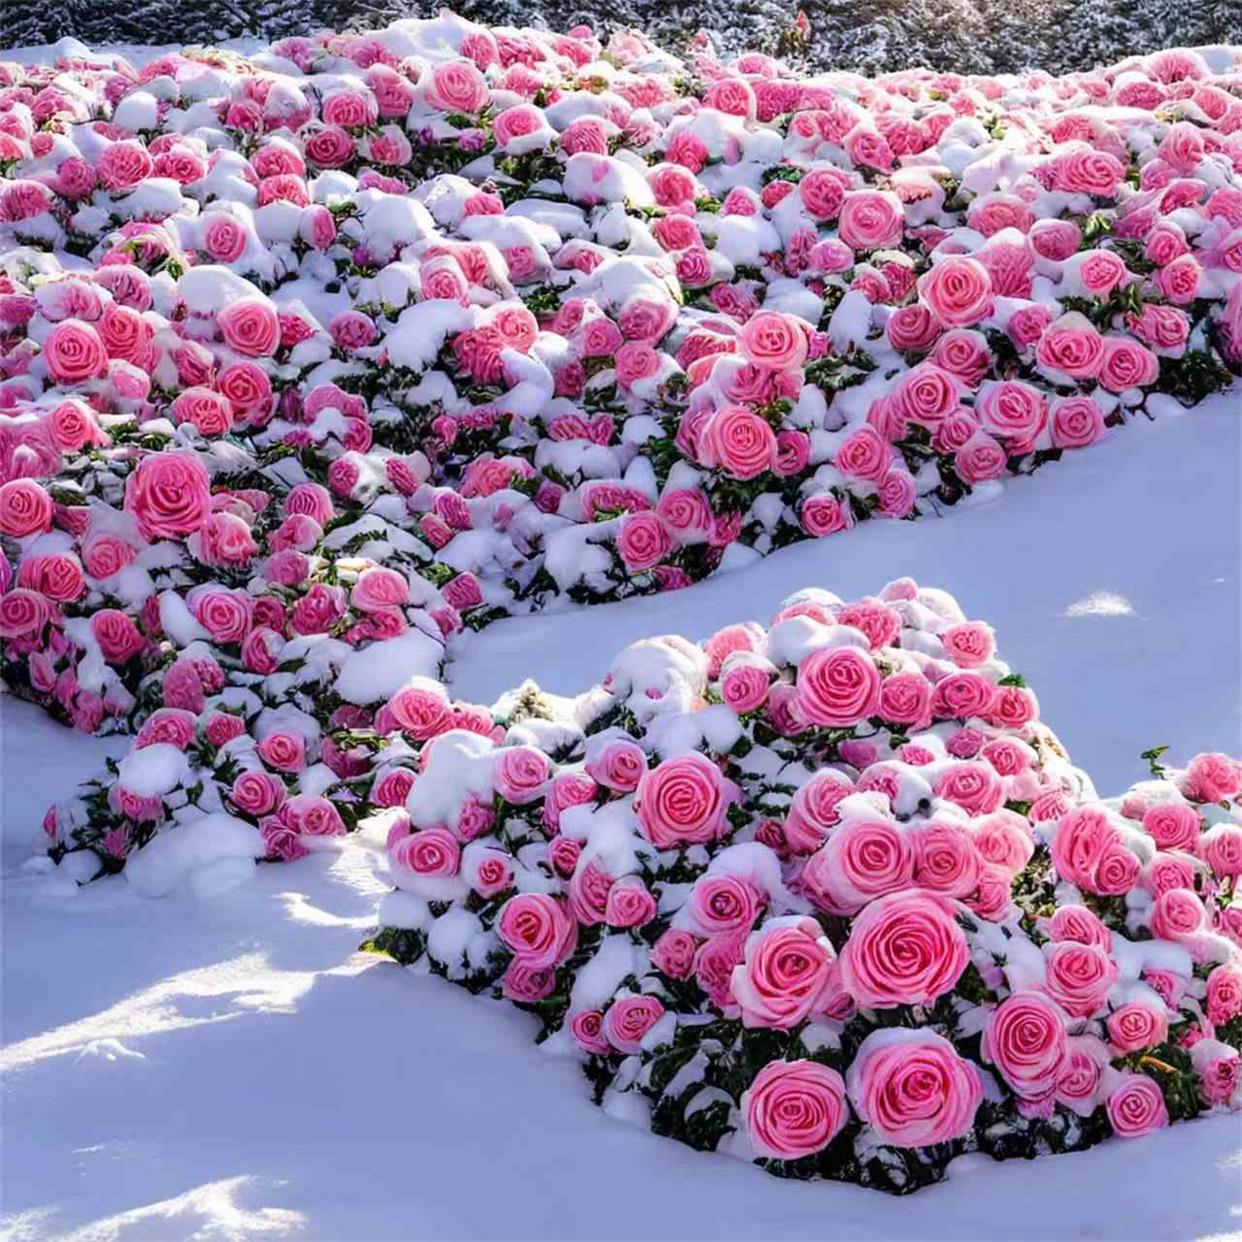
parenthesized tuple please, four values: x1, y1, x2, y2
(2, 390, 1241, 1239)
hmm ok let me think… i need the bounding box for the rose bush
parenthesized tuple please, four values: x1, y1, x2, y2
(358, 578, 1242, 1191)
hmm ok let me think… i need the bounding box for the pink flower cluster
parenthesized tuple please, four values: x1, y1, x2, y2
(1, 20, 1240, 782)
(365, 578, 1242, 1191)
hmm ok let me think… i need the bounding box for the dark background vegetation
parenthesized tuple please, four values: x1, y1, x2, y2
(2, 0, 1240, 76)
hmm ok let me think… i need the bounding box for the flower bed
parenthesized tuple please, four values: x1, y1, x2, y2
(363, 578, 1242, 1191)
(1, 20, 1239, 781)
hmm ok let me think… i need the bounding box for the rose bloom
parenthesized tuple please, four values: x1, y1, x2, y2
(732, 916, 838, 1030)
(689, 874, 761, 935)
(1206, 963, 1242, 1026)
(494, 745, 550, 804)
(801, 494, 851, 538)
(913, 820, 980, 898)
(585, 738, 647, 792)
(602, 994, 666, 1054)
(1055, 1033, 1112, 1116)
(982, 992, 1070, 1102)
(1107, 1001, 1169, 1054)
(1186, 752, 1242, 803)
(799, 814, 915, 916)
(796, 646, 881, 728)
(700, 405, 777, 480)
(785, 770, 855, 853)
(1043, 940, 1120, 1019)
(1203, 824, 1242, 880)
(738, 311, 809, 372)
(743, 1059, 848, 1160)
(230, 771, 286, 817)
(496, 893, 576, 969)
(218, 297, 280, 357)
(616, 512, 672, 572)
(838, 190, 904, 251)
(124, 452, 212, 541)
(0, 479, 52, 538)
(1106, 1073, 1169, 1139)
(846, 1028, 983, 1147)
(424, 59, 490, 114)
(646, 928, 697, 982)
(257, 730, 306, 773)
(838, 889, 968, 1008)
(1050, 396, 1106, 449)
(719, 653, 774, 713)
(604, 875, 656, 928)
(1036, 313, 1104, 380)
(635, 752, 730, 849)
(569, 1009, 611, 1055)
(918, 257, 993, 327)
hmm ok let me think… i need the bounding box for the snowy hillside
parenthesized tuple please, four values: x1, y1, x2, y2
(3, 389, 1240, 1240)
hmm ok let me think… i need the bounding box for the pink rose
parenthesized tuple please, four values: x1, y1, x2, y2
(976, 381, 1047, 449)
(838, 890, 968, 1007)
(1203, 825, 1242, 880)
(1049, 396, 1106, 449)
(1036, 313, 1104, 380)
(1106, 1073, 1169, 1138)
(1055, 1034, 1111, 1116)
(744, 1059, 848, 1160)
(732, 916, 838, 1029)
(0, 479, 52, 538)
(982, 992, 1070, 1102)
(796, 646, 881, 728)
(231, 771, 286, 817)
(392, 825, 461, 878)
(585, 739, 647, 793)
(218, 297, 280, 357)
(91, 609, 145, 663)
(700, 406, 777, 480)
(281, 793, 346, 837)
(1187, 752, 1241, 803)
(569, 1009, 611, 1055)
(602, 994, 666, 1053)
(838, 190, 904, 251)
(847, 1028, 983, 1147)
(1044, 941, 1119, 1019)
(800, 813, 913, 913)
(801, 494, 851, 538)
(784, 771, 854, 853)
(494, 745, 551, 805)
(913, 820, 980, 898)
(617, 512, 672, 572)
(502, 960, 556, 1004)
(1206, 963, 1242, 1025)
(635, 753, 731, 850)
(424, 60, 490, 114)
(1098, 338, 1159, 393)
(384, 684, 451, 740)
(43, 318, 108, 384)
(636, 927, 696, 988)
(124, 452, 212, 541)
(604, 875, 656, 928)
(919, 257, 993, 327)
(497, 893, 577, 969)
(1107, 1002, 1169, 1054)
(738, 311, 809, 372)
(257, 730, 306, 773)
(933, 761, 1003, 816)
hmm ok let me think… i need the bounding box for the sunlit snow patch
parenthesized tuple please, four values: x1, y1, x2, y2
(1062, 592, 1135, 618)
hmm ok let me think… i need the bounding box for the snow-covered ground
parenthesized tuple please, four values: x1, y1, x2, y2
(3, 393, 1241, 1241)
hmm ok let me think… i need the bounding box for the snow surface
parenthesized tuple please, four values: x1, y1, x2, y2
(2, 390, 1241, 1240)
